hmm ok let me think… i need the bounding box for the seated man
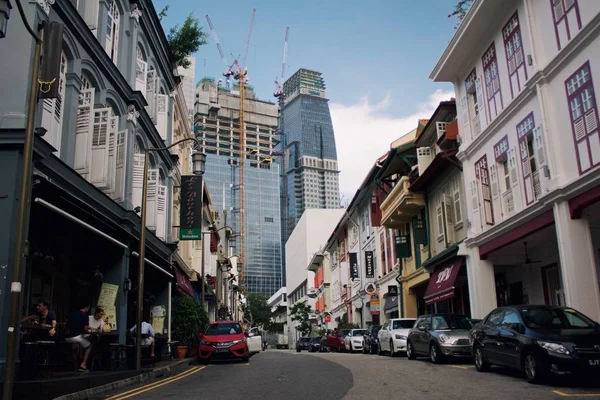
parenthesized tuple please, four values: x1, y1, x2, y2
(65, 304, 92, 372)
(130, 321, 156, 358)
(22, 298, 58, 339)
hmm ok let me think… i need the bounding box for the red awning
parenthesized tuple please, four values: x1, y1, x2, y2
(424, 257, 464, 305)
(175, 268, 194, 298)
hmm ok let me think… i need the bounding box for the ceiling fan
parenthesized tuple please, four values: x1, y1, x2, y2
(522, 242, 542, 264)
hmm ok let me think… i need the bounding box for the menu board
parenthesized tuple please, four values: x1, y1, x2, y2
(151, 305, 166, 334)
(97, 283, 119, 331)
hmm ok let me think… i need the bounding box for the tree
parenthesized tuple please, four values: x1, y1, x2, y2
(157, 6, 207, 69)
(338, 314, 359, 330)
(448, 0, 474, 28)
(171, 295, 209, 349)
(289, 302, 313, 337)
(246, 293, 272, 330)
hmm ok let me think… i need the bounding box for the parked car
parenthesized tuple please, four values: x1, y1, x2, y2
(276, 333, 289, 349)
(406, 313, 473, 363)
(247, 327, 263, 355)
(198, 321, 251, 364)
(363, 325, 382, 354)
(296, 337, 311, 352)
(325, 331, 345, 352)
(378, 318, 417, 356)
(344, 329, 367, 352)
(308, 337, 322, 352)
(471, 305, 600, 384)
(319, 335, 329, 352)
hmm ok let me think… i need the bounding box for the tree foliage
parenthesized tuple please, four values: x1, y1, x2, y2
(161, 10, 207, 68)
(246, 293, 272, 330)
(448, 0, 474, 28)
(171, 295, 209, 348)
(338, 314, 359, 330)
(289, 302, 313, 336)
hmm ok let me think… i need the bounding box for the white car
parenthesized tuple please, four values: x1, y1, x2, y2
(247, 327, 262, 354)
(377, 318, 416, 357)
(344, 329, 367, 353)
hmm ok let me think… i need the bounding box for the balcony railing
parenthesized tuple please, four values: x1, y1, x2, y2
(380, 176, 425, 228)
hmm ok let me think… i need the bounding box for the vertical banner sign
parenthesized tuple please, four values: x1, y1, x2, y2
(179, 176, 203, 240)
(364, 251, 374, 278)
(349, 252, 359, 279)
(39, 22, 64, 99)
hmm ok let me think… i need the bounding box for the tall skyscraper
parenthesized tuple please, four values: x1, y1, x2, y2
(195, 78, 282, 297)
(177, 56, 196, 117)
(279, 69, 341, 281)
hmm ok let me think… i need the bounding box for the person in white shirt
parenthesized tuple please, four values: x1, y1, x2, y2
(85, 308, 106, 338)
(130, 321, 156, 357)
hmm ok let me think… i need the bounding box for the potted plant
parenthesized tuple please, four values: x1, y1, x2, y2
(171, 296, 209, 359)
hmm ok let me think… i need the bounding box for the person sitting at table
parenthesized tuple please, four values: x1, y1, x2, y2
(85, 308, 106, 338)
(65, 303, 92, 372)
(21, 298, 57, 338)
(130, 320, 156, 358)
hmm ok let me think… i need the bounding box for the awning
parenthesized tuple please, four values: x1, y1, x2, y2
(383, 295, 398, 314)
(175, 268, 194, 298)
(424, 257, 464, 305)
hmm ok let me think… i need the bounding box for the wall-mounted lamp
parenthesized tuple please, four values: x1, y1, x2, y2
(0, 0, 12, 39)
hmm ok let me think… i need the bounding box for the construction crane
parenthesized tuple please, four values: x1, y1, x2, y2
(273, 27, 289, 98)
(206, 9, 256, 293)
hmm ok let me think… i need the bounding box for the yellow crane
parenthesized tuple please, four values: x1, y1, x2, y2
(206, 9, 256, 291)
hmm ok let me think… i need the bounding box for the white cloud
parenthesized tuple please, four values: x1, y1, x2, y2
(330, 89, 455, 201)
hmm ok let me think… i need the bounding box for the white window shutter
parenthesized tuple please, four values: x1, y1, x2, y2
(40, 99, 55, 147)
(469, 180, 482, 236)
(489, 164, 502, 222)
(74, 88, 95, 175)
(132, 153, 145, 209)
(89, 108, 112, 188)
(135, 59, 147, 92)
(519, 139, 534, 204)
(436, 202, 444, 243)
(453, 190, 462, 225)
(146, 169, 159, 230)
(532, 125, 549, 195)
(475, 78, 488, 132)
(82, 0, 99, 30)
(444, 193, 455, 244)
(460, 95, 471, 142)
(113, 130, 128, 202)
(156, 184, 167, 240)
(146, 69, 157, 122)
(507, 147, 522, 213)
(156, 94, 168, 140)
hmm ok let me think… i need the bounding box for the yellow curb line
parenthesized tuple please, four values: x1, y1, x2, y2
(552, 391, 600, 398)
(106, 366, 204, 400)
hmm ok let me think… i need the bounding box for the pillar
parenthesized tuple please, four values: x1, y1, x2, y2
(465, 246, 497, 319)
(553, 201, 600, 321)
(102, 249, 130, 344)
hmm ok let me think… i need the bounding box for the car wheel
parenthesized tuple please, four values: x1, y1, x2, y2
(371, 342, 378, 355)
(390, 340, 396, 357)
(406, 341, 416, 360)
(523, 352, 546, 384)
(430, 343, 443, 364)
(474, 346, 490, 372)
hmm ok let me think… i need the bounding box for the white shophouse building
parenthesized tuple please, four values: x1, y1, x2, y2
(431, 0, 600, 321)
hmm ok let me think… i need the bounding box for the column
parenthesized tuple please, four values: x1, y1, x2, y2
(553, 201, 600, 321)
(465, 246, 497, 319)
(102, 249, 130, 344)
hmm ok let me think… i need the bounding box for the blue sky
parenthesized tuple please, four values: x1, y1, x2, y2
(155, 0, 460, 197)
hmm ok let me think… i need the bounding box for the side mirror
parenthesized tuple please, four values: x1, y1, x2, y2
(508, 323, 525, 334)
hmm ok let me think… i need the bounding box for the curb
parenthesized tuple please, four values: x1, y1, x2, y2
(52, 359, 195, 400)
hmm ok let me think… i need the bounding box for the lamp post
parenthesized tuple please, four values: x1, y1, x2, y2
(3, 1, 43, 399)
(135, 138, 205, 371)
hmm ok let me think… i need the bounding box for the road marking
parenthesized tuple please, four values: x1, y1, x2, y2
(552, 390, 600, 398)
(449, 365, 472, 370)
(105, 366, 204, 400)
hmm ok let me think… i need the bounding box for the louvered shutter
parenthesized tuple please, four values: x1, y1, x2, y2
(89, 108, 112, 188)
(489, 164, 502, 222)
(532, 125, 549, 199)
(113, 130, 127, 202)
(135, 59, 147, 92)
(469, 180, 482, 236)
(475, 77, 487, 132)
(507, 147, 521, 215)
(444, 193, 455, 244)
(460, 95, 472, 142)
(132, 153, 145, 209)
(74, 88, 95, 175)
(146, 169, 159, 230)
(156, 94, 168, 140)
(519, 139, 534, 205)
(146, 69, 157, 122)
(436, 199, 444, 243)
(156, 184, 167, 240)
(82, 0, 99, 30)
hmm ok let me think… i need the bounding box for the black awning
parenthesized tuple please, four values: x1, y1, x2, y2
(383, 295, 398, 314)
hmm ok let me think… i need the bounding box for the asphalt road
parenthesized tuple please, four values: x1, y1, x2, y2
(94, 350, 600, 400)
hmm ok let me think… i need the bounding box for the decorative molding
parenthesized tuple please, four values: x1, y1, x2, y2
(130, 4, 142, 23)
(127, 104, 140, 125)
(37, 0, 56, 15)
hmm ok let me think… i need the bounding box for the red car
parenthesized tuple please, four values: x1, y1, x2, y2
(198, 321, 249, 363)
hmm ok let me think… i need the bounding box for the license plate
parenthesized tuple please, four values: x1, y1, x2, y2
(215, 348, 229, 353)
(589, 359, 600, 366)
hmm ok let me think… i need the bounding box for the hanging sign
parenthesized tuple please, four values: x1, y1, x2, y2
(179, 176, 203, 240)
(364, 251, 374, 278)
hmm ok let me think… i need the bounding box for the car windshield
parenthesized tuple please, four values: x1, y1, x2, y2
(372, 326, 382, 335)
(205, 323, 242, 336)
(431, 315, 472, 330)
(299, 337, 310, 342)
(339, 330, 350, 337)
(520, 307, 597, 329)
(352, 330, 366, 336)
(392, 320, 415, 329)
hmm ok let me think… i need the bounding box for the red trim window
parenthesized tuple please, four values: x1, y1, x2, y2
(482, 42, 503, 121)
(565, 61, 600, 175)
(516, 113, 537, 205)
(551, 0, 582, 51)
(379, 230, 388, 276)
(503, 12, 528, 99)
(475, 155, 494, 226)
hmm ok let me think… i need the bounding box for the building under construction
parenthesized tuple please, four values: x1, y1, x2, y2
(194, 77, 283, 297)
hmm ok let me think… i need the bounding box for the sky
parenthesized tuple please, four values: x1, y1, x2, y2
(155, 0, 460, 199)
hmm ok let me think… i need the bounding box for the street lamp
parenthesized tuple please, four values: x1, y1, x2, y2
(135, 137, 205, 371)
(0, 0, 12, 38)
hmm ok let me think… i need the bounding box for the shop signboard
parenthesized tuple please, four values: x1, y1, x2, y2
(370, 293, 380, 315)
(179, 176, 203, 240)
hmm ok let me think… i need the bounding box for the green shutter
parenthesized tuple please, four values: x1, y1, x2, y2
(395, 233, 412, 258)
(414, 218, 427, 245)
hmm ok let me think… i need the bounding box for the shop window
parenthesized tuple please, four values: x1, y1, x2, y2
(394, 227, 411, 259)
(475, 155, 494, 226)
(503, 11, 527, 98)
